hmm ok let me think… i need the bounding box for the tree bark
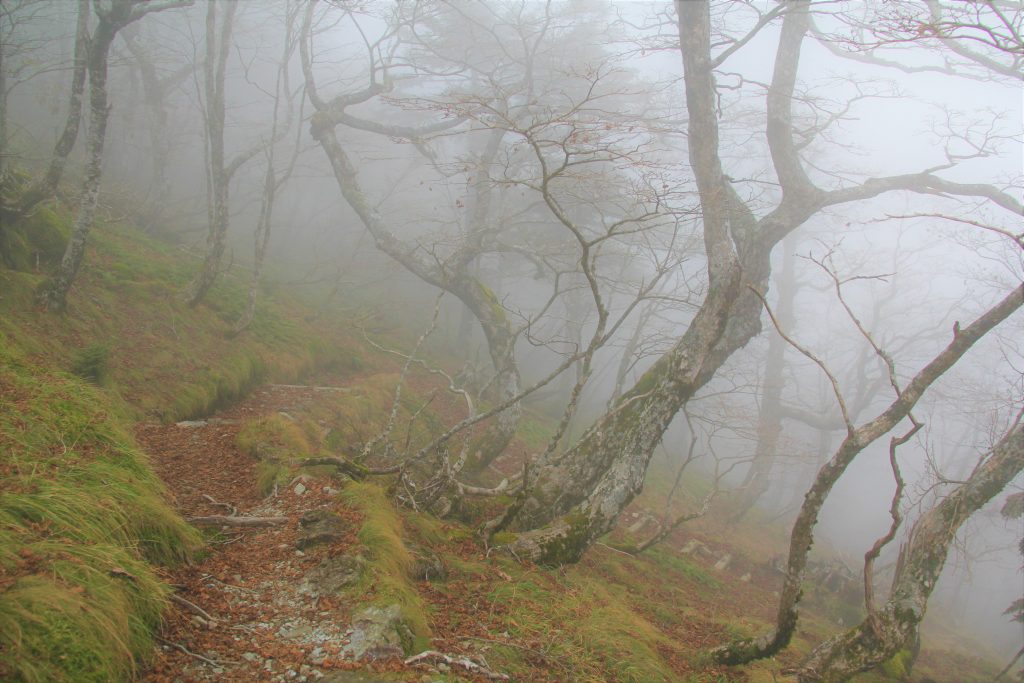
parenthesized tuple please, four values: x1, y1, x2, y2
(185, 0, 236, 307)
(17, 0, 89, 214)
(712, 282, 1024, 665)
(36, 1, 119, 311)
(792, 423, 1024, 683)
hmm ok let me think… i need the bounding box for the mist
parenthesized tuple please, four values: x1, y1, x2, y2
(2, 1, 1021, 681)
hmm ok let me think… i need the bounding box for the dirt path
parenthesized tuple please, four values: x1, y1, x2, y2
(138, 384, 414, 683)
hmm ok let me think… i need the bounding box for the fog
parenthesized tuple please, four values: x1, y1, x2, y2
(3, 0, 1021, 669)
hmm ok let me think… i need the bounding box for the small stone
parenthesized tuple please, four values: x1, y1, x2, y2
(243, 652, 261, 662)
(740, 573, 751, 583)
(295, 550, 305, 557)
(713, 553, 732, 571)
(680, 539, 709, 556)
(294, 483, 307, 496)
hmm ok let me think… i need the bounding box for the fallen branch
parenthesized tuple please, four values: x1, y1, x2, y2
(169, 593, 216, 625)
(156, 636, 232, 667)
(187, 515, 289, 528)
(404, 650, 509, 681)
(201, 494, 237, 517)
(297, 456, 396, 479)
(267, 383, 351, 392)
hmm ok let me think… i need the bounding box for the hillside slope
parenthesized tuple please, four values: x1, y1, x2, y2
(0, 195, 1004, 682)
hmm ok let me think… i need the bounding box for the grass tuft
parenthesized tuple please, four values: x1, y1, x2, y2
(0, 333, 200, 681)
(341, 482, 431, 653)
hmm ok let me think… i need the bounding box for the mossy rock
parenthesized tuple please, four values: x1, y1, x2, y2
(2, 204, 71, 271)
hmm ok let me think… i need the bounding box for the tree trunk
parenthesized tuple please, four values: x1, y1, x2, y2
(497, 0, 760, 564)
(713, 281, 1024, 665)
(308, 117, 523, 471)
(793, 423, 1023, 683)
(17, 0, 89, 214)
(36, 6, 117, 312)
(186, 0, 237, 307)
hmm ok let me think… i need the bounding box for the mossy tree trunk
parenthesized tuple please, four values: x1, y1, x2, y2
(36, 0, 192, 312)
(35, 2, 124, 311)
(501, 0, 1024, 566)
(17, 0, 89, 214)
(185, 0, 236, 308)
(791, 423, 1023, 683)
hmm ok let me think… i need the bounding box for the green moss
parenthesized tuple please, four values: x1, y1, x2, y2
(70, 342, 112, 386)
(237, 413, 313, 460)
(0, 335, 200, 681)
(535, 511, 593, 566)
(342, 482, 431, 653)
(1, 204, 71, 271)
(491, 531, 518, 546)
(475, 280, 508, 325)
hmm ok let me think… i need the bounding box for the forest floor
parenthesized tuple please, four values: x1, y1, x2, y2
(133, 371, 1004, 683)
(136, 376, 761, 682)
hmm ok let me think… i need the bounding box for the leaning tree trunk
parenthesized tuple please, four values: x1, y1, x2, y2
(308, 112, 523, 472)
(17, 0, 89, 215)
(792, 423, 1024, 683)
(712, 281, 1024, 665)
(35, 9, 117, 312)
(496, 0, 764, 565)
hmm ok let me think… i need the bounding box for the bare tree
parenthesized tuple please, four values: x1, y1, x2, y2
(12, 0, 89, 215)
(794, 419, 1023, 682)
(494, 0, 1021, 565)
(230, 1, 303, 336)
(36, 0, 193, 312)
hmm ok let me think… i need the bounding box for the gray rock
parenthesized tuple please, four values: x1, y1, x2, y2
(341, 605, 411, 661)
(300, 554, 364, 596)
(296, 509, 346, 549)
(175, 420, 207, 428)
(713, 553, 732, 571)
(319, 672, 394, 682)
(680, 539, 710, 556)
(406, 543, 446, 582)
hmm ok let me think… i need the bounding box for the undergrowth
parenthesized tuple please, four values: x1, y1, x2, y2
(0, 334, 201, 682)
